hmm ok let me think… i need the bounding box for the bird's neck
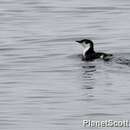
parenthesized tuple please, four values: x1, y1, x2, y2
(82, 41, 94, 57)
(86, 42, 94, 52)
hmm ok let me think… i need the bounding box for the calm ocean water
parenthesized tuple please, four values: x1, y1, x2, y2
(0, 0, 130, 130)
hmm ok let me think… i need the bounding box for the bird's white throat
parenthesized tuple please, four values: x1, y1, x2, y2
(80, 42, 90, 57)
(80, 42, 89, 49)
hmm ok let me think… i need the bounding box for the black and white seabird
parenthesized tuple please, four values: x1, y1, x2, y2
(76, 39, 113, 61)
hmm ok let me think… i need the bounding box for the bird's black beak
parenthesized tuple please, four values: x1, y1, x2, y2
(76, 40, 80, 43)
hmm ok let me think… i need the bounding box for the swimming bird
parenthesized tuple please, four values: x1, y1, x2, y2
(76, 39, 113, 61)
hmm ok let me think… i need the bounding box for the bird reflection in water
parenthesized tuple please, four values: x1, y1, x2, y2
(81, 63, 96, 90)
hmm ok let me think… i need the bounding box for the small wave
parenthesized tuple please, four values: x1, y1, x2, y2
(116, 58, 130, 66)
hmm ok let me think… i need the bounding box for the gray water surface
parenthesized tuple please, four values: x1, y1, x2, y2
(0, 0, 130, 130)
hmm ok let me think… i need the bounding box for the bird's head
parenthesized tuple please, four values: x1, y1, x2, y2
(76, 39, 93, 48)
